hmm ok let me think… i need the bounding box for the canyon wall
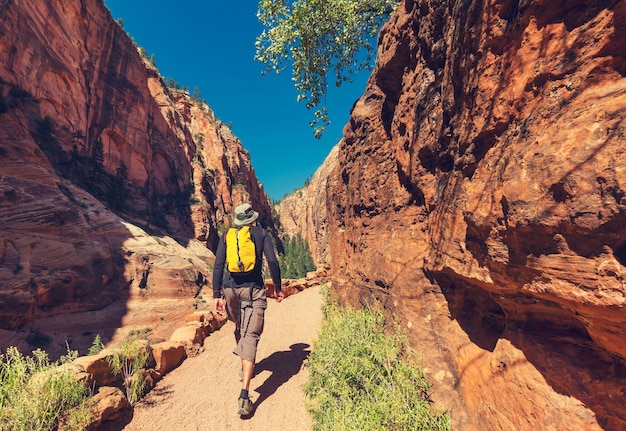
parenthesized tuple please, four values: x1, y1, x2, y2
(327, 0, 626, 430)
(274, 145, 338, 265)
(0, 0, 272, 357)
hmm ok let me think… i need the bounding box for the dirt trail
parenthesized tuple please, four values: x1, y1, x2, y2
(123, 285, 324, 431)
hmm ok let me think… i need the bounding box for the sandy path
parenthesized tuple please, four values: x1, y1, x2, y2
(123, 285, 323, 431)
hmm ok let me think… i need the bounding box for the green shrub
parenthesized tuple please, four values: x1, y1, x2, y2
(88, 334, 105, 355)
(0, 347, 92, 430)
(107, 339, 149, 405)
(305, 302, 450, 431)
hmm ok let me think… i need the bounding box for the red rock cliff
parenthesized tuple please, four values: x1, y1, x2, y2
(0, 0, 272, 356)
(327, 0, 626, 430)
(274, 144, 338, 265)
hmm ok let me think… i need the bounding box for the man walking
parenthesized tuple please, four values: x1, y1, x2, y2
(212, 203, 284, 416)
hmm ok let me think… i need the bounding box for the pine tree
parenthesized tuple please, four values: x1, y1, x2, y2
(279, 233, 316, 278)
(191, 86, 202, 103)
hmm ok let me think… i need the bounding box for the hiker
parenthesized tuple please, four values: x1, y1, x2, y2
(212, 202, 284, 416)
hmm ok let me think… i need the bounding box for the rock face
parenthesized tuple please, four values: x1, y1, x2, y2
(326, 1, 626, 430)
(0, 0, 272, 357)
(274, 145, 338, 265)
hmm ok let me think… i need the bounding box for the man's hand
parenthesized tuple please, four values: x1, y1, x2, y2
(275, 290, 285, 303)
(214, 297, 226, 315)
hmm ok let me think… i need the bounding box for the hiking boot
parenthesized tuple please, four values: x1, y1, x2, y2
(237, 397, 254, 416)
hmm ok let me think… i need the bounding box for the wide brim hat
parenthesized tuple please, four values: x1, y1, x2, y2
(234, 203, 259, 226)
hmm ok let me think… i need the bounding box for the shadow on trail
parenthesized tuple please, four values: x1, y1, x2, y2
(251, 343, 311, 412)
(136, 384, 175, 407)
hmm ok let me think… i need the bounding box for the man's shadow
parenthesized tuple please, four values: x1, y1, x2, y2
(252, 343, 311, 410)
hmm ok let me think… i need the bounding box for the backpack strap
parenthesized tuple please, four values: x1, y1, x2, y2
(234, 226, 244, 271)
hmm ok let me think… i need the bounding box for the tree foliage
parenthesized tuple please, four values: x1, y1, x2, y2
(191, 86, 203, 104)
(165, 77, 180, 90)
(255, 0, 398, 138)
(279, 233, 316, 278)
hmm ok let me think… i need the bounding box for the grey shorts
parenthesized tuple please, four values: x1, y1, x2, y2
(223, 285, 267, 363)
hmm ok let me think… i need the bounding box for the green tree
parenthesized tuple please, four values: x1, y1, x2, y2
(166, 77, 180, 90)
(279, 233, 316, 278)
(191, 86, 202, 103)
(88, 334, 105, 355)
(255, 0, 398, 138)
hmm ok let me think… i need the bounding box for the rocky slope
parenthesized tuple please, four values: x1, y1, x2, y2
(326, 0, 626, 430)
(0, 0, 272, 358)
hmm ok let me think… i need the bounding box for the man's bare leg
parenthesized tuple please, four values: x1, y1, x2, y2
(241, 359, 254, 391)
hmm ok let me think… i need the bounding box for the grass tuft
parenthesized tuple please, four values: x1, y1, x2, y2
(305, 300, 450, 431)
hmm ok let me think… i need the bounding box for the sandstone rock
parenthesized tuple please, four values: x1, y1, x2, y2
(212, 309, 228, 329)
(0, 0, 276, 358)
(169, 323, 206, 356)
(85, 386, 130, 431)
(141, 368, 160, 395)
(185, 311, 209, 323)
(73, 350, 120, 387)
(325, 0, 626, 429)
(151, 341, 186, 376)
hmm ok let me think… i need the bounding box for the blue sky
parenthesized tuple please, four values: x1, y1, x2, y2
(104, 0, 373, 201)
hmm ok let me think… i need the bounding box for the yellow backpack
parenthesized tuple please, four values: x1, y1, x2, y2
(225, 226, 257, 273)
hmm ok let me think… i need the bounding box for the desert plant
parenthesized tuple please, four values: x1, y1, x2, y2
(88, 334, 105, 355)
(107, 339, 149, 405)
(58, 403, 95, 431)
(0, 347, 92, 430)
(305, 301, 450, 431)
